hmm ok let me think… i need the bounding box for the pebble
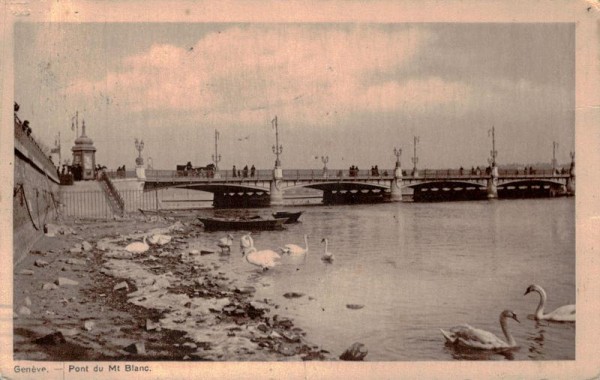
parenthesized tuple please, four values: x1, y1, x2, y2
(34, 259, 49, 267)
(55, 277, 79, 286)
(18, 306, 31, 316)
(82, 241, 93, 251)
(83, 320, 95, 331)
(66, 258, 87, 265)
(113, 282, 129, 291)
(283, 292, 304, 299)
(346, 304, 365, 310)
(19, 269, 34, 275)
(24, 297, 32, 306)
(182, 342, 197, 349)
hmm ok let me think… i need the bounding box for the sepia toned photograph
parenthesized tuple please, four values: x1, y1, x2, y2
(2, 1, 599, 379)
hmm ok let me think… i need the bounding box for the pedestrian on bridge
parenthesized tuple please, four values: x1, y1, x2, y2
(243, 165, 249, 178)
(232, 165, 237, 178)
(251, 165, 256, 177)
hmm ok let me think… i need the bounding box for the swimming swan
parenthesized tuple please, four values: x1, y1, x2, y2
(148, 234, 172, 246)
(124, 236, 149, 254)
(241, 239, 281, 271)
(440, 310, 520, 350)
(240, 233, 254, 251)
(321, 238, 334, 262)
(524, 284, 575, 322)
(217, 234, 234, 252)
(283, 234, 309, 255)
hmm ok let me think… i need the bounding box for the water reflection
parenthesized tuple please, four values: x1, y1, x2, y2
(444, 344, 517, 361)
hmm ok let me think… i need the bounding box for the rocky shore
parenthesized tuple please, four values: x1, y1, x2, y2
(13, 213, 333, 361)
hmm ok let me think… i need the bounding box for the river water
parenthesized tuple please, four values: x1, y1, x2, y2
(186, 197, 575, 361)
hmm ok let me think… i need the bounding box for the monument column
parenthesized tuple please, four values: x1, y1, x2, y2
(270, 116, 284, 206)
(486, 126, 498, 199)
(71, 120, 96, 181)
(566, 151, 575, 196)
(390, 147, 403, 202)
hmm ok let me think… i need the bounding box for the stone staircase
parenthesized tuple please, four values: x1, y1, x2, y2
(99, 172, 125, 217)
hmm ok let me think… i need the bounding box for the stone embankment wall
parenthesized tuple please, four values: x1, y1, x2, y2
(13, 124, 60, 265)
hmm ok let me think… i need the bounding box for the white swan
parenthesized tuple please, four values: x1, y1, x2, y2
(148, 234, 172, 246)
(124, 236, 149, 253)
(321, 238, 334, 262)
(524, 284, 575, 322)
(283, 234, 309, 255)
(241, 238, 281, 271)
(440, 310, 520, 350)
(217, 234, 234, 252)
(240, 233, 254, 250)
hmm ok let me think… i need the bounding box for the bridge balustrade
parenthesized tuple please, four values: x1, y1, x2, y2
(143, 167, 566, 182)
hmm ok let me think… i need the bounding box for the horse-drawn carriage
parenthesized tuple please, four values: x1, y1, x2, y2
(176, 162, 216, 178)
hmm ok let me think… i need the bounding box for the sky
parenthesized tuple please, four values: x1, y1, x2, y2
(14, 22, 575, 171)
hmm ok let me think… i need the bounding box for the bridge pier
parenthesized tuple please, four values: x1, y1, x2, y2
(566, 156, 575, 196)
(389, 166, 403, 202)
(270, 167, 284, 206)
(486, 165, 498, 199)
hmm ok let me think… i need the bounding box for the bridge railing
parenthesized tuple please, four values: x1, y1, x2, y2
(143, 168, 567, 181)
(105, 170, 137, 179)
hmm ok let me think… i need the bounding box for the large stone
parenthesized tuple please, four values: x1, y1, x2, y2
(18, 306, 31, 316)
(34, 332, 66, 345)
(55, 277, 79, 286)
(124, 342, 146, 355)
(339, 342, 368, 361)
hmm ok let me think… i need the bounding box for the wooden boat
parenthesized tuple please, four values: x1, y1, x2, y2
(198, 217, 288, 231)
(272, 211, 303, 223)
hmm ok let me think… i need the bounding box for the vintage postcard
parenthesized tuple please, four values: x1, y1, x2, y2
(1, 0, 598, 379)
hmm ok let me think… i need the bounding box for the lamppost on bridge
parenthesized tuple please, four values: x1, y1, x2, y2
(552, 141, 558, 175)
(321, 155, 329, 178)
(212, 129, 222, 178)
(411, 136, 419, 177)
(488, 126, 498, 168)
(134, 138, 146, 180)
(272, 116, 283, 170)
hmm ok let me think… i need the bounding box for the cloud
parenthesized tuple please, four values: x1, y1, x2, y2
(64, 25, 472, 127)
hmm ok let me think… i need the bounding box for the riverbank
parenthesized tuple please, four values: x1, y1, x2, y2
(13, 213, 330, 361)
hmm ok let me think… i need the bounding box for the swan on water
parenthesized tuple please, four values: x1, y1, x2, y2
(321, 238, 334, 262)
(240, 233, 254, 250)
(440, 310, 520, 350)
(524, 284, 575, 322)
(282, 234, 309, 255)
(124, 236, 149, 254)
(241, 238, 281, 271)
(217, 234, 234, 252)
(148, 234, 172, 246)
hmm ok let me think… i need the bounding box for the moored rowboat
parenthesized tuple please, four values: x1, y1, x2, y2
(272, 211, 303, 223)
(198, 217, 288, 231)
